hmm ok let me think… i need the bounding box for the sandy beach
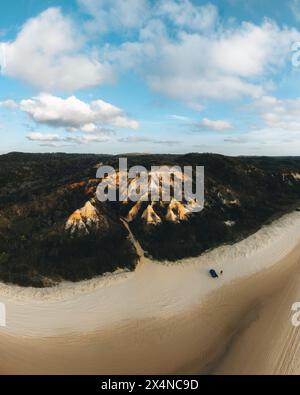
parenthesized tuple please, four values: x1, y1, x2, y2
(212, 246, 300, 375)
(0, 211, 300, 374)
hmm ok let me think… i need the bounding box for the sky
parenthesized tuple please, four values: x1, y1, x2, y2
(1, 0, 300, 155)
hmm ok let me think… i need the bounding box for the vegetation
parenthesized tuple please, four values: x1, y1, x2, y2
(0, 152, 300, 287)
(128, 154, 300, 260)
(0, 152, 137, 287)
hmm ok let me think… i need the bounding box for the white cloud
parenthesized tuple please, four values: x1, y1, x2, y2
(2, 0, 300, 155)
(225, 95, 300, 152)
(0, 8, 113, 90)
(78, 0, 149, 33)
(251, 95, 300, 131)
(39, 142, 74, 148)
(2, 2, 298, 109)
(26, 132, 61, 142)
(0, 99, 18, 109)
(118, 135, 179, 145)
(13, 92, 137, 146)
(27, 131, 111, 145)
(79, 0, 217, 35)
(246, 127, 300, 151)
(157, 1, 218, 32)
(65, 134, 111, 144)
(105, 14, 300, 104)
(224, 136, 247, 144)
(186, 102, 205, 112)
(199, 118, 233, 131)
(19, 93, 139, 131)
(149, 21, 300, 101)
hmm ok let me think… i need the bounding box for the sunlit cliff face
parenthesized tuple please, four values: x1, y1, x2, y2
(99, 168, 202, 226)
(65, 167, 203, 234)
(65, 200, 109, 235)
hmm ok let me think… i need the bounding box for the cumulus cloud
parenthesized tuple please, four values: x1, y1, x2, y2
(26, 132, 61, 142)
(147, 21, 300, 102)
(18, 93, 139, 132)
(79, 0, 217, 35)
(0, 99, 18, 109)
(2, 2, 299, 108)
(65, 134, 111, 144)
(2, 1, 300, 156)
(245, 127, 300, 152)
(105, 5, 300, 104)
(223, 95, 300, 151)
(0, 8, 113, 90)
(27, 131, 111, 145)
(157, 1, 218, 32)
(199, 118, 233, 131)
(78, 0, 150, 33)
(251, 95, 300, 131)
(12, 92, 137, 146)
(39, 142, 74, 148)
(118, 135, 180, 145)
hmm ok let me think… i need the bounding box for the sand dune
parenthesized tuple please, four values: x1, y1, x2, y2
(0, 212, 300, 374)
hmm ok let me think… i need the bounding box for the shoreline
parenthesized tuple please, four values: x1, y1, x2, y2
(1, 240, 300, 374)
(1, 210, 299, 304)
(0, 211, 300, 337)
(0, 211, 300, 373)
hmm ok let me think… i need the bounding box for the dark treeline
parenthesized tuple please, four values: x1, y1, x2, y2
(0, 152, 300, 287)
(128, 154, 300, 260)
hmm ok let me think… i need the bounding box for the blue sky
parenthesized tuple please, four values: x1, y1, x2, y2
(1, 0, 300, 155)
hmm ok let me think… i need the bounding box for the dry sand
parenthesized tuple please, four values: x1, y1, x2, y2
(211, 247, 300, 374)
(0, 212, 300, 374)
